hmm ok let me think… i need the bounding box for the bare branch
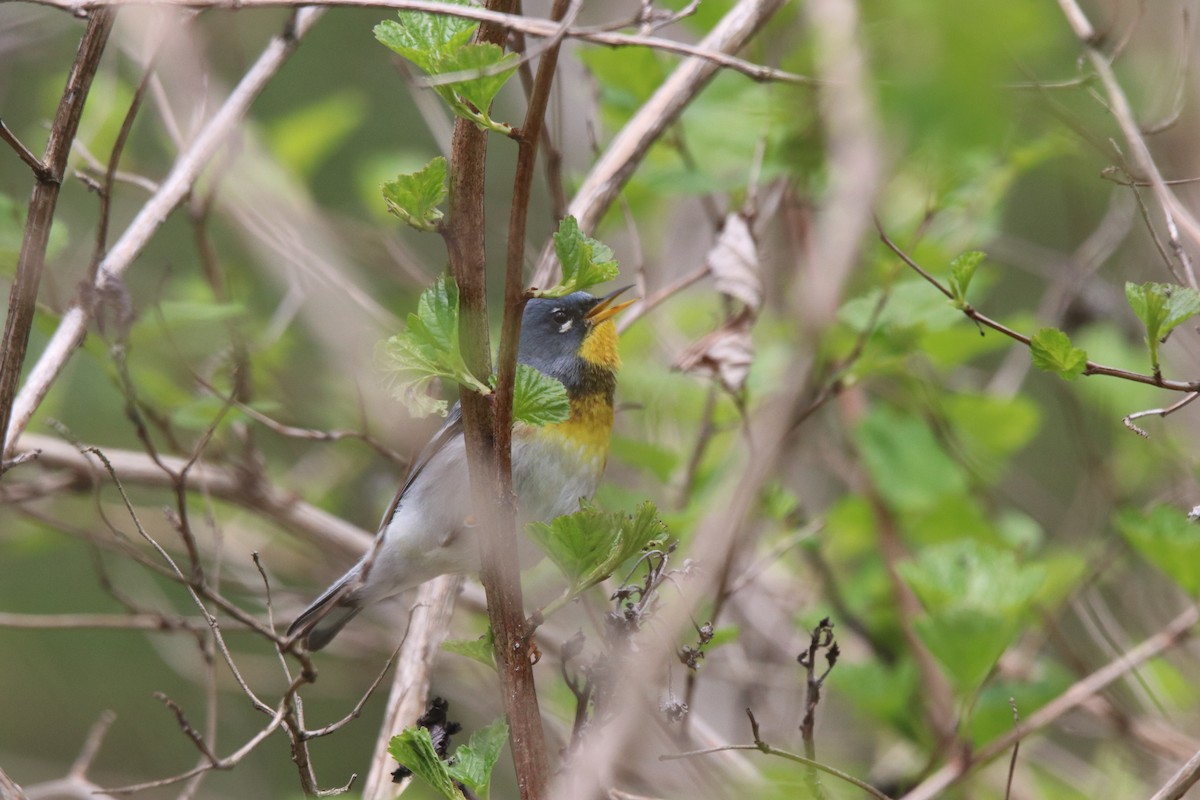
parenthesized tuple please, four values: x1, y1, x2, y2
(4, 7, 324, 453)
(14, 433, 372, 559)
(0, 9, 116, 463)
(1056, 0, 1200, 289)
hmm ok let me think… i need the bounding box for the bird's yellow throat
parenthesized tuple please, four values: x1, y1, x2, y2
(538, 319, 620, 459)
(578, 319, 622, 371)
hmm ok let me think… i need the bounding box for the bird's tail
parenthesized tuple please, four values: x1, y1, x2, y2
(287, 571, 362, 651)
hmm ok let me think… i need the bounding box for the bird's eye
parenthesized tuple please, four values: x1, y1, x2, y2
(551, 309, 570, 326)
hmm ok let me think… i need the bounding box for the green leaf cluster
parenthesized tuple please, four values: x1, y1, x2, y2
(382, 156, 447, 232)
(538, 216, 621, 298)
(389, 717, 509, 799)
(527, 501, 669, 599)
(375, 1, 518, 133)
(1125, 281, 1200, 373)
(379, 275, 570, 425)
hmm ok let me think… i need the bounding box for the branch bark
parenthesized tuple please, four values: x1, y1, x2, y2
(0, 8, 116, 464)
(438, 1, 550, 797)
(362, 575, 461, 800)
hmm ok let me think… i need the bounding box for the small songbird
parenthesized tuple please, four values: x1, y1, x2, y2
(287, 287, 635, 650)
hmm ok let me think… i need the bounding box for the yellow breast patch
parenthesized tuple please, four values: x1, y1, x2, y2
(536, 391, 614, 462)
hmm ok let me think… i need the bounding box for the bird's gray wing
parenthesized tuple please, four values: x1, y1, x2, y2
(374, 402, 463, 533)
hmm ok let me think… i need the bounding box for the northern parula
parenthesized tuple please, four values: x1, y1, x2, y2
(288, 286, 634, 650)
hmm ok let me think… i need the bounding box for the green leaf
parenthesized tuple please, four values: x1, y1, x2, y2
(436, 43, 519, 127)
(1029, 327, 1087, 380)
(378, 274, 491, 418)
(1125, 282, 1200, 371)
(448, 718, 509, 799)
(948, 250, 984, 308)
(388, 727, 462, 800)
(899, 540, 1045, 616)
(914, 609, 1019, 696)
(442, 629, 495, 668)
(512, 364, 570, 426)
(539, 216, 621, 298)
(382, 157, 448, 231)
(374, 1, 477, 73)
(854, 406, 967, 511)
(375, 2, 516, 134)
(1117, 506, 1200, 594)
(900, 541, 1045, 697)
(526, 501, 668, 594)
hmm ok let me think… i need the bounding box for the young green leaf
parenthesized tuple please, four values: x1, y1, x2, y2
(1125, 282, 1200, 372)
(447, 718, 509, 799)
(374, 0, 476, 72)
(948, 250, 984, 308)
(538, 216, 620, 298)
(512, 363, 570, 426)
(441, 629, 495, 668)
(435, 43, 519, 131)
(382, 157, 448, 231)
(388, 727, 462, 800)
(527, 501, 668, 595)
(375, 2, 517, 133)
(1029, 327, 1087, 380)
(379, 274, 491, 417)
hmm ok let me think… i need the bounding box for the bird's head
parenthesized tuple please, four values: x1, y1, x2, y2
(518, 286, 635, 396)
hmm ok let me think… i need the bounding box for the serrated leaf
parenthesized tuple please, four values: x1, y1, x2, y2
(1125, 281, 1200, 371)
(382, 157, 447, 231)
(448, 718, 509, 799)
(442, 629, 495, 668)
(378, 274, 491, 418)
(437, 43, 519, 123)
(526, 501, 668, 594)
(512, 364, 570, 426)
(540, 216, 620, 298)
(388, 727, 462, 800)
(1029, 327, 1087, 380)
(374, 0, 477, 72)
(948, 250, 984, 307)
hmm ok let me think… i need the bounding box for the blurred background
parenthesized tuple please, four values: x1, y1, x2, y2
(3, 0, 1200, 798)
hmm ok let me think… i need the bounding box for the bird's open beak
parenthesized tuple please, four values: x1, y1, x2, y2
(585, 285, 637, 324)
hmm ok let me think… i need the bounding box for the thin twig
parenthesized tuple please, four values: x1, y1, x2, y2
(877, 224, 1200, 393)
(0, 117, 48, 179)
(1056, 0, 1200, 289)
(660, 708, 893, 800)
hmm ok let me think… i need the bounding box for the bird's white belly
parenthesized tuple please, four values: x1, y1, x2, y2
(359, 432, 603, 604)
